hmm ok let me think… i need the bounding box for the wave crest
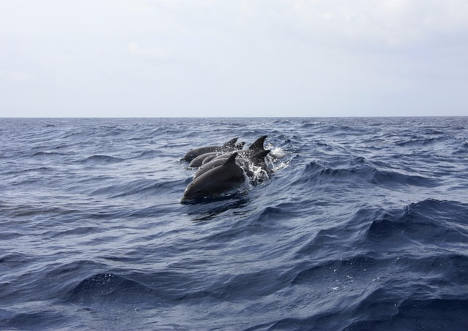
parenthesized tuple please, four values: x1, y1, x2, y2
(297, 161, 438, 188)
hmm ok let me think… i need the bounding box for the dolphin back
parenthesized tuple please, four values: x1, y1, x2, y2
(183, 146, 220, 162)
(182, 151, 245, 201)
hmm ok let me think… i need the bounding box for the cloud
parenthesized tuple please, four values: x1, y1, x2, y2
(1, 0, 467, 116)
(306, 0, 468, 46)
(127, 42, 171, 60)
(2, 71, 34, 82)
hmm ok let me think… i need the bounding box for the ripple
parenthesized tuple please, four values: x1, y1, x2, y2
(90, 178, 185, 197)
(78, 155, 124, 164)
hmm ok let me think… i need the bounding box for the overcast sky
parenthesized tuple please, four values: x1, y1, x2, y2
(1, 0, 468, 117)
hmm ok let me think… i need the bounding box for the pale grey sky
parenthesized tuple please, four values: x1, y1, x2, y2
(1, 0, 468, 117)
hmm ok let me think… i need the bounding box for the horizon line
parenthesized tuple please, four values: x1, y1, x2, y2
(1, 115, 467, 119)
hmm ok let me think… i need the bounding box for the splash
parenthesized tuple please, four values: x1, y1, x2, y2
(242, 144, 289, 185)
(267, 144, 286, 159)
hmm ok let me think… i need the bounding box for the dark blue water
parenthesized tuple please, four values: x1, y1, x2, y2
(1, 117, 467, 330)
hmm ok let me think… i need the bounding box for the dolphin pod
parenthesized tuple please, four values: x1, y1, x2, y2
(182, 137, 239, 162)
(181, 136, 271, 202)
(195, 149, 271, 179)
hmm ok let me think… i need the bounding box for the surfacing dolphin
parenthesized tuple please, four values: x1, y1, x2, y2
(201, 153, 219, 165)
(189, 152, 220, 168)
(182, 138, 238, 162)
(194, 149, 271, 179)
(244, 135, 267, 157)
(182, 152, 245, 202)
(213, 135, 267, 161)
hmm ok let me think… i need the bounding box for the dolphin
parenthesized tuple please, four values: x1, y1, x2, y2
(194, 149, 271, 179)
(182, 152, 245, 202)
(246, 135, 267, 156)
(208, 135, 267, 162)
(201, 153, 219, 165)
(189, 152, 220, 168)
(209, 135, 268, 162)
(201, 144, 245, 165)
(182, 137, 238, 162)
(194, 155, 231, 178)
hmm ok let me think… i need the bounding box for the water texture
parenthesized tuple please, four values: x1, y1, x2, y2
(0, 117, 467, 330)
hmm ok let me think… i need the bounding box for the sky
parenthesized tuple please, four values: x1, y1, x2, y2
(1, 0, 468, 117)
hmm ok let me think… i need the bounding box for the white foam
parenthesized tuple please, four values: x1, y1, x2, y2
(267, 144, 286, 159)
(236, 142, 289, 186)
(272, 159, 290, 172)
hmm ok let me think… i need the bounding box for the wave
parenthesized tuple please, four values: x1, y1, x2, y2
(66, 269, 198, 304)
(346, 296, 468, 331)
(453, 140, 468, 154)
(134, 150, 160, 159)
(0, 232, 23, 240)
(78, 154, 124, 164)
(195, 203, 297, 241)
(0, 309, 66, 330)
(296, 161, 439, 188)
(0, 166, 53, 176)
(1, 204, 78, 217)
(291, 254, 384, 285)
(297, 199, 468, 258)
(423, 128, 444, 135)
(0, 252, 35, 269)
(48, 226, 100, 238)
(90, 178, 184, 197)
(67, 273, 157, 304)
(395, 135, 446, 146)
(364, 199, 468, 245)
(32, 151, 68, 157)
(255, 250, 468, 330)
(179, 268, 285, 302)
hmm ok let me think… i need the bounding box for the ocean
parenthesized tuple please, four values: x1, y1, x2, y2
(1, 117, 467, 330)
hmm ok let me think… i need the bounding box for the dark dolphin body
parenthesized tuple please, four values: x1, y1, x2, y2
(194, 156, 231, 178)
(182, 152, 245, 202)
(213, 135, 267, 161)
(198, 140, 248, 165)
(182, 138, 238, 162)
(194, 149, 271, 179)
(201, 153, 218, 165)
(189, 152, 220, 168)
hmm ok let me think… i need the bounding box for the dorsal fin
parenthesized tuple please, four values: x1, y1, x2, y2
(223, 152, 238, 166)
(248, 135, 267, 152)
(223, 137, 238, 148)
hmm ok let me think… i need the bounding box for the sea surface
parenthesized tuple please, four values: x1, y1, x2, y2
(1, 117, 467, 330)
